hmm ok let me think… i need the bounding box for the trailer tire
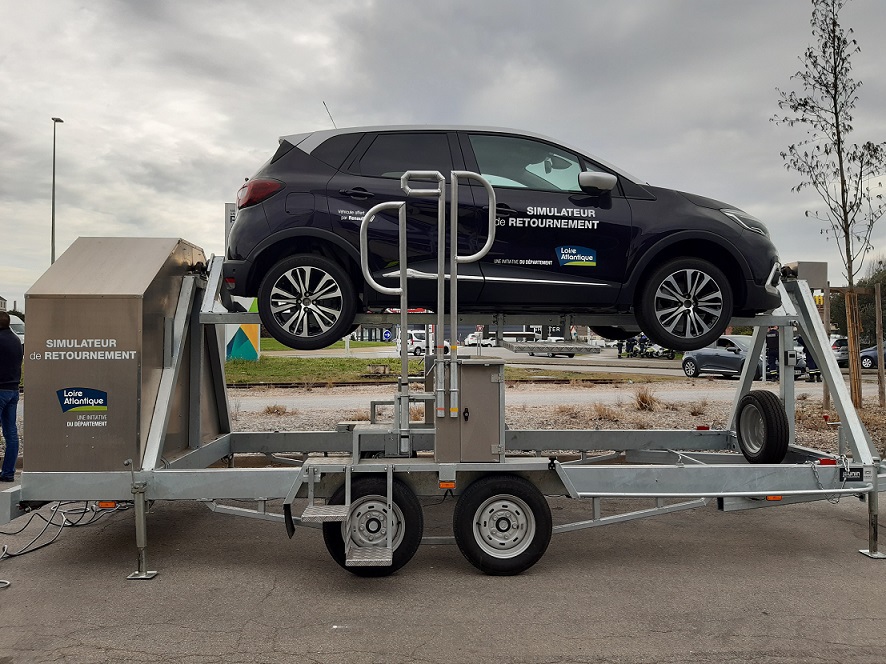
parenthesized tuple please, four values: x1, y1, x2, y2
(735, 390, 790, 464)
(322, 476, 423, 577)
(453, 474, 552, 576)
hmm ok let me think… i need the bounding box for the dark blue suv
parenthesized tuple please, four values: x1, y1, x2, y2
(224, 126, 781, 351)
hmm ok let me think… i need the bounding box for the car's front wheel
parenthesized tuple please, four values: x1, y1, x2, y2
(258, 254, 356, 350)
(636, 258, 733, 352)
(861, 356, 875, 369)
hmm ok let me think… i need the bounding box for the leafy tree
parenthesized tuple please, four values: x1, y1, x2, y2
(773, 0, 886, 288)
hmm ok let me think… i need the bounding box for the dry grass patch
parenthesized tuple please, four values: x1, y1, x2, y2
(591, 402, 620, 422)
(634, 386, 661, 412)
(263, 404, 288, 415)
(688, 399, 708, 417)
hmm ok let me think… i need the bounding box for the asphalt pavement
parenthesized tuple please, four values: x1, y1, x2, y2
(0, 494, 884, 662)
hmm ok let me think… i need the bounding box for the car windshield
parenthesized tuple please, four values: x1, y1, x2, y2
(10, 323, 24, 334)
(728, 336, 752, 352)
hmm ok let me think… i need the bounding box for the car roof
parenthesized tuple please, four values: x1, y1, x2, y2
(280, 125, 646, 184)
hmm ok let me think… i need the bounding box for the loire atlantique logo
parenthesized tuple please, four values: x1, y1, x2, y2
(57, 387, 108, 413)
(556, 245, 596, 266)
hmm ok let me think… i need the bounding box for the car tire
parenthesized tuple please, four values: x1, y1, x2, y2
(682, 358, 700, 378)
(453, 474, 552, 576)
(413, 347, 423, 356)
(322, 476, 423, 577)
(861, 356, 874, 369)
(258, 254, 356, 350)
(635, 258, 733, 352)
(735, 390, 790, 464)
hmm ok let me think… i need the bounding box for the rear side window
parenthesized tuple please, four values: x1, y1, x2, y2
(312, 133, 362, 169)
(356, 133, 452, 178)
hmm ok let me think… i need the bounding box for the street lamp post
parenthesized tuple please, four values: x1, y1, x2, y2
(51, 117, 64, 264)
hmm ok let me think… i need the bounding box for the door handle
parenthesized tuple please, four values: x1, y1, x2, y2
(339, 188, 374, 200)
(482, 204, 516, 218)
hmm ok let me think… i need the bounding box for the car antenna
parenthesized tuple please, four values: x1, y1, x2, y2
(323, 101, 337, 129)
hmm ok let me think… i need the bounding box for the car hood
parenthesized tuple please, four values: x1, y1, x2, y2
(675, 190, 736, 212)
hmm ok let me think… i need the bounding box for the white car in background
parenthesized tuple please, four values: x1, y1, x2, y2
(396, 329, 450, 355)
(8, 314, 24, 344)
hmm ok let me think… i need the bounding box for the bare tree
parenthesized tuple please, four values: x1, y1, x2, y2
(773, 0, 886, 289)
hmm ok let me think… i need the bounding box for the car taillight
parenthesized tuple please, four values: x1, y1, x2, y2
(237, 178, 284, 209)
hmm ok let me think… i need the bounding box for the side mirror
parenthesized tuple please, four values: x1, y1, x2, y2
(728, 347, 740, 354)
(579, 171, 618, 195)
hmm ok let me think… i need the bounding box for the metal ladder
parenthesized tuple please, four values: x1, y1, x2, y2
(287, 170, 496, 566)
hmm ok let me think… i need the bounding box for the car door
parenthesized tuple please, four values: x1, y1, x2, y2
(326, 131, 483, 306)
(459, 131, 632, 308)
(705, 337, 744, 373)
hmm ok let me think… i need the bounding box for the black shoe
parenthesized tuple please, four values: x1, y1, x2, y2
(0, 476, 15, 482)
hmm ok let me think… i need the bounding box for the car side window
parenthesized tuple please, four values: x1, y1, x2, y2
(356, 133, 452, 179)
(468, 134, 585, 192)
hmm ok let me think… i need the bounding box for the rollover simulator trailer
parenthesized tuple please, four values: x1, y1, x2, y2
(1, 176, 884, 577)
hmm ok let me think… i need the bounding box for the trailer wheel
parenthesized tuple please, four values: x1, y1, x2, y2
(453, 475, 552, 576)
(735, 390, 790, 464)
(322, 476, 423, 577)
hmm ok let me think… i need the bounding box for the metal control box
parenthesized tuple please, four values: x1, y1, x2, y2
(431, 358, 505, 463)
(24, 237, 212, 472)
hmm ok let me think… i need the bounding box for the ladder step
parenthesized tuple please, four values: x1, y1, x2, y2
(300, 504, 350, 523)
(346, 544, 393, 567)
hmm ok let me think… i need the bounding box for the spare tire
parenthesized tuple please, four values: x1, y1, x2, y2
(735, 390, 790, 463)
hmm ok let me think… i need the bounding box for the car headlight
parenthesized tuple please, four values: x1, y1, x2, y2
(721, 209, 769, 237)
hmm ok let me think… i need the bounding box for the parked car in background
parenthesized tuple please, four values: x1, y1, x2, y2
(682, 335, 762, 379)
(224, 125, 782, 352)
(8, 314, 24, 345)
(859, 345, 885, 369)
(831, 337, 849, 366)
(396, 329, 450, 356)
(464, 331, 494, 347)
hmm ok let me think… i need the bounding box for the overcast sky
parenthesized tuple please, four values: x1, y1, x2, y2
(3, 0, 886, 312)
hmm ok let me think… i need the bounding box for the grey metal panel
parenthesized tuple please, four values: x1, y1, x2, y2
(23, 296, 143, 472)
(558, 463, 871, 498)
(27, 237, 198, 297)
(505, 429, 732, 452)
(0, 485, 26, 525)
(142, 277, 198, 470)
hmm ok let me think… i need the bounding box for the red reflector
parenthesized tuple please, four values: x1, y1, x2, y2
(818, 458, 838, 465)
(696, 425, 710, 430)
(237, 178, 284, 209)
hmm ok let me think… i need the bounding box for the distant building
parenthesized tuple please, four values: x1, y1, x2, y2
(0, 296, 6, 311)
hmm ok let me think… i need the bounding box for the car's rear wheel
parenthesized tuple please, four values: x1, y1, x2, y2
(258, 254, 356, 350)
(682, 358, 700, 378)
(636, 258, 733, 352)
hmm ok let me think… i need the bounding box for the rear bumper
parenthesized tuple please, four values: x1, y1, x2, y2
(222, 259, 253, 297)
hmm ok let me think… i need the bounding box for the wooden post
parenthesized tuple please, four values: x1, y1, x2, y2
(823, 282, 830, 412)
(877, 283, 885, 407)
(846, 290, 863, 409)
